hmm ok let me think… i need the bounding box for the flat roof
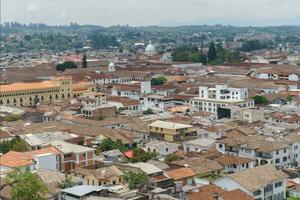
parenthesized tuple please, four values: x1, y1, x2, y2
(62, 185, 105, 197)
(148, 120, 192, 129)
(49, 140, 95, 154)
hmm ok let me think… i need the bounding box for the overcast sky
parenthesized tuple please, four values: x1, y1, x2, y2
(2, 0, 300, 26)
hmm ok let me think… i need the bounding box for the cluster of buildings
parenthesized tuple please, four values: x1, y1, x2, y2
(1, 44, 300, 200)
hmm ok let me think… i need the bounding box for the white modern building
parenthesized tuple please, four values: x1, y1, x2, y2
(190, 85, 255, 114)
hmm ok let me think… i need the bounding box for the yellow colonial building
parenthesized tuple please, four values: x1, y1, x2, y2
(148, 120, 197, 142)
(0, 76, 72, 107)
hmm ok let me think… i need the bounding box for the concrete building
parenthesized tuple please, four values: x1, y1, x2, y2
(190, 85, 254, 114)
(0, 76, 72, 107)
(48, 140, 95, 172)
(148, 120, 196, 142)
(142, 141, 180, 156)
(213, 165, 288, 200)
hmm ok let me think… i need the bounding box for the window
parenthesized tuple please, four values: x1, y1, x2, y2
(294, 145, 298, 150)
(275, 181, 282, 188)
(275, 158, 280, 164)
(253, 190, 261, 196)
(245, 149, 251, 154)
(283, 156, 287, 162)
(218, 144, 223, 149)
(284, 148, 287, 153)
(166, 148, 168, 152)
(276, 150, 279, 155)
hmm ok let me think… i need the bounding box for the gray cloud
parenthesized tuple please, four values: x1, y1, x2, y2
(1, 0, 300, 26)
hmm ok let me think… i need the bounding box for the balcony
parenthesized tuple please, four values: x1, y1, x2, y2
(255, 152, 272, 159)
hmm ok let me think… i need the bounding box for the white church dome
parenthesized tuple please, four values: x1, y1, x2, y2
(145, 41, 156, 55)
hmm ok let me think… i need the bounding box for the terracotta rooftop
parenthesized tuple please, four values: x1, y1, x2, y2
(0, 80, 59, 93)
(188, 185, 254, 200)
(166, 167, 195, 180)
(227, 165, 288, 192)
(0, 147, 60, 168)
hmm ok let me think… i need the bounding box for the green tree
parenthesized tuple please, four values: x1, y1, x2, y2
(287, 95, 293, 102)
(207, 42, 217, 63)
(252, 95, 269, 105)
(151, 76, 167, 86)
(240, 40, 267, 52)
(98, 138, 127, 152)
(58, 175, 77, 189)
(130, 148, 157, 163)
(56, 61, 77, 72)
(172, 46, 201, 63)
(0, 136, 29, 154)
(143, 108, 154, 115)
(4, 114, 21, 122)
(6, 171, 47, 200)
(123, 172, 149, 189)
(82, 54, 87, 68)
(164, 154, 182, 162)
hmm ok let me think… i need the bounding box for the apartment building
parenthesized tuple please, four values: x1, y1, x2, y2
(0, 76, 72, 107)
(141, 94, 175, 112)
(48, 141, 95, 172)
(190, 85, 255, 114)
(216, 135, 291, 167)
(148, 120, 196, 142)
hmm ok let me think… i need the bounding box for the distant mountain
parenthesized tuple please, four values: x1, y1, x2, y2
(159, 17, 300, 27)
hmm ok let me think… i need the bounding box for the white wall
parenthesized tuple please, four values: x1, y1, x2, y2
(34, 154, 59, 171)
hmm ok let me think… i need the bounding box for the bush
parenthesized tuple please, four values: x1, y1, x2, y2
(143, 108, 154, 115)
(151, 76, 167, 86)
(165, 154, 182, 162)
(252, 95, 269, 105)
(4, 114, 21, 122)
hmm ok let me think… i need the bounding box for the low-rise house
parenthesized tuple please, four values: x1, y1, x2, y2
(148, 120, 196, 142)
(182, 138, 216, 152)
(111, 84, 141, 100)
(102, 149, 125, 163)
(0, 147, 60, 176)
(19, 131, 79, 150)
(128, 162, 163, 177)
(142, 141, 180, 156)
(286, 178, 300, 199)
(72, 165, 124, 186)
(216, 134, 291, 166)
(48, 140, 95, 172)
(172, 158, 224, 178)
(61, 185, 104, 200)
(165, 167, 195, 186)
(81, 104, 116, 119)
(213, 165, 288, 200)
(215, 154, 255, 174)
(188, 185, 254, 200)
(107, 96, 142, 111)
